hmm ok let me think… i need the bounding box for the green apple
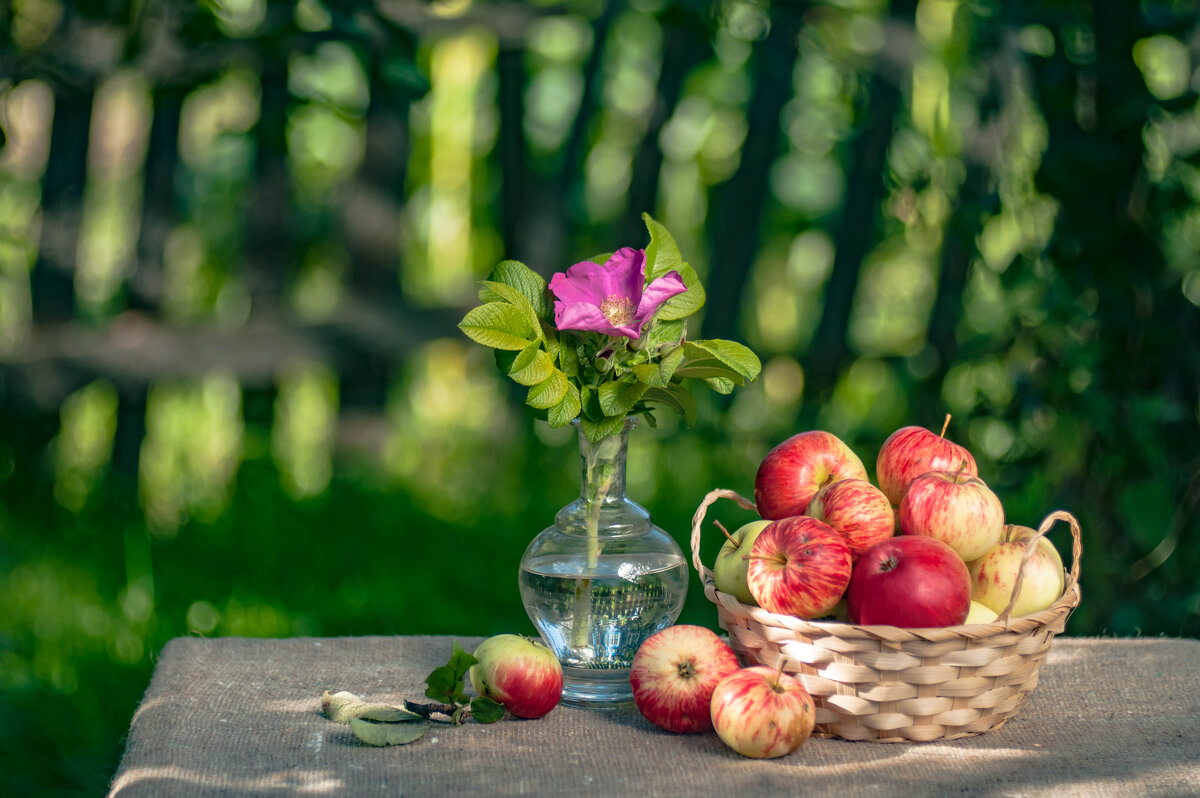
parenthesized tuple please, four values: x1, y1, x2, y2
(965, 600, 999, 624)
(712, 520, 771, 605)
(969, 525, 1065, 618)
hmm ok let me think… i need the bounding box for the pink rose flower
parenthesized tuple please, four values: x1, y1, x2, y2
(548, 248, 687, 339)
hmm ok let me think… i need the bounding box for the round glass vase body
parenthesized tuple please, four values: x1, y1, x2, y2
(518, 418, 688, 707)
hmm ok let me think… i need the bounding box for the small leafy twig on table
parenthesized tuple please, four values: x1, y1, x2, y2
(320, 641, 504, 747)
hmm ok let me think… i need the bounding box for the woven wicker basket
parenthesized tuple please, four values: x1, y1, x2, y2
(690, 489, 1083, 743)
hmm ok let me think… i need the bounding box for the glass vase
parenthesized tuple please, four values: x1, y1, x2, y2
(518, 417, 688, 707)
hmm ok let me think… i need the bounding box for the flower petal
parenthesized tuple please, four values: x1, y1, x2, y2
(554, 300, 609, 333)
(554, 300, 642, 339)
(602, 247, 646, 304)
(549, 261, 608, 306)
(634, 270, 688, 323)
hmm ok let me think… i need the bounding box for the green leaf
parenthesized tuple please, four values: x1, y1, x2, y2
(580, 385, 602, 422)
(642, 214, 683, 281)
(527, 369, 569, 410)
(558, 333, 580, 379)
(541, 324, 560, 362)
(350, 717, 429, 746)
(644, 319, 686, 352)
(581, 414, 627, 442)
(508, 342, 555, 386)
(674, 356, 746, 384)
(705, 376, 737, 394)
(424, 641, 477, 706)
(459, 303, 534, 351)
(632, 346, 684, 388)
(685, 339, 761, 381)
(643, 384, 697, 426)
(547, 382, 581, 427)
(479, 260, 550, 319)
(470, 697, 505, 724)
(321, 691, 422, 724)
(599, 379, 648, 417)
(494, 348, 518, 375)
(655, 263, 705, 322)
(481, 280, 544, 339)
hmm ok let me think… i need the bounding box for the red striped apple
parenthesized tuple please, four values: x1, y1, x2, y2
(630, 625, 741, 733)
(876, 415, 978, 506)
(807, 478, 895, 562)
(899, 467, 1004, 562)
(969, 524, 1064, 618)
(846, 536, 971, 627)
(710, 666, 815, 759)
(747, 516, 852, 619)
(470, 635, 563, 719)
(754, 430, 868, 519)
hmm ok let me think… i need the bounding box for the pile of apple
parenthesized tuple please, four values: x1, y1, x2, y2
(630, 624, 816, 758)
(626, 418, 1069, 758)
(714, 417, 1066, 628)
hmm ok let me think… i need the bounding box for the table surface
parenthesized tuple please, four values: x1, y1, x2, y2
(108, 635, 1200, 797)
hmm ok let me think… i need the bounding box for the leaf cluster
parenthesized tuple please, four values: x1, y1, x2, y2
(424, 641, 504, 725)
(458, 214, 762, 441)
(319, 641, 504, 747)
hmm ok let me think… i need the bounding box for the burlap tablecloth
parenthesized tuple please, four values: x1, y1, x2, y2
(108, 635, 1200, 797)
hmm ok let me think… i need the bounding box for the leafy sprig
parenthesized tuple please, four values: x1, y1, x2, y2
(320, 641, 504, 747)
(458, 214, 761, 441)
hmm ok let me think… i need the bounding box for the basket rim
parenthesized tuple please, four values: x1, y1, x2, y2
(700, 569, 1081, 642)
(690, 488, 1083, 643)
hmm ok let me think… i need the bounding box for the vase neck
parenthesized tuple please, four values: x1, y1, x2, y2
(555, 418, 650, 536)
(576, 422, 631, 502)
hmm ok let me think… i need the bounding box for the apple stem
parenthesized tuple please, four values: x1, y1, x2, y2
(954, 459, 969, 483)
(940, 413, 951, 439)
(771, 657, 790, 690)
(714, 519, 736, 544)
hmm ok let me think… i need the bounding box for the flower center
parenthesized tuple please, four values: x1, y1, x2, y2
(599, 295, 635, 327)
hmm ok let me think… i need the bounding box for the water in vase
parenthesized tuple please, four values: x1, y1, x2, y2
(520, 551, 688, 706)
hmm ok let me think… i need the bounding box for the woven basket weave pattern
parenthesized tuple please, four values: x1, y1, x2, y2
(690, 489, 1083, 743)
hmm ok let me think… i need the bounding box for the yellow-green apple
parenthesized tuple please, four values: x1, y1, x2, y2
(965, 601, 999, 624)
(898, 467, 1004, 562)
(710, 666, 816, 759)
(876, 415, 978, 506)
(746, 516, 852, 619)
(712, 519, 771, 605)
(807, 478, 895, 561)
(470, 634, 563, 719)
(969, 524, 1065, 618)
(846, 536, 971, 627)
(754, 430, 868, 519)
(630, 625, 741, 733)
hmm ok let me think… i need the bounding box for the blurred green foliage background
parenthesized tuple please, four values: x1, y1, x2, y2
(2, 0, 1199, 793)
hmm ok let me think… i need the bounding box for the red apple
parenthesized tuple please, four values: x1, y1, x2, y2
(746, 516, 852, 619)
(710, 666, 816, 759)
(899, 467, 1004, 562)
(846, 536, 971, 627)
(630, 625, 741, 733)
(469, 634, 563, 719)
(807, 478, 895, 562)
(876, 414, 978, 506)
(754, 430, 868, 519)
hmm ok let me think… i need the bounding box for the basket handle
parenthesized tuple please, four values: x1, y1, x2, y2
(996, 510, 1083, 624)
(689, 488, 758, 575)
